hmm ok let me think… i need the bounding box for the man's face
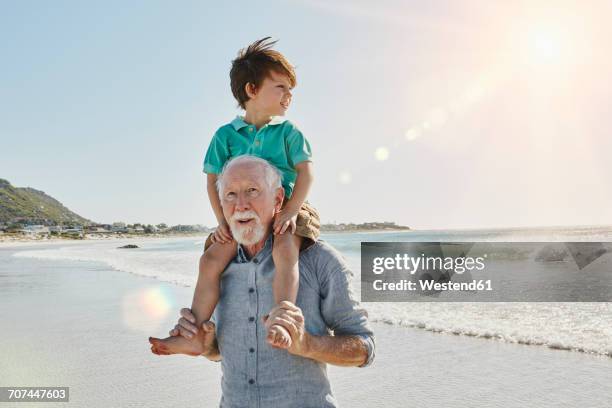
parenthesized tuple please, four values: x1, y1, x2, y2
(247, 70, 293, 116)
(219, 163, 283, 246)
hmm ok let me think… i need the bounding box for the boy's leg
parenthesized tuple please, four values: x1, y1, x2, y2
(149, 240, 237, 356)
(191, 240, 238, 324)
(268, 233, 302, 349)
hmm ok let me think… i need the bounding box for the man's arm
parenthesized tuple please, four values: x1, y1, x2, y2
(302, 333, 368, 367)
(264, 301, 370, 367)
(305, 245, 376, 367)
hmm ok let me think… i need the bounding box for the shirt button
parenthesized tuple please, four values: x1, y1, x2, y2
(249, 128, 253, 132)
(249, 316, 255, 322)
(253, 258, 259, 264)
(249, 347, 255, 353)
(254, 140, 260, 146)
(248, 379, 255, 384)
(249, 287, 254, 293)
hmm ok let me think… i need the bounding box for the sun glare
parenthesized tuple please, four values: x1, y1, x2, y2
(530, 28, 563, 63)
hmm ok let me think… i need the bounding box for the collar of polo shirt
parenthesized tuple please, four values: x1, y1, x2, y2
(230, 115, 287, 131)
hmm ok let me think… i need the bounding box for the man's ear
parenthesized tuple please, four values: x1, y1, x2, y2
(274, 187, 285, 213)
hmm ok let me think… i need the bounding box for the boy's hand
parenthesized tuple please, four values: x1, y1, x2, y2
(212, 220, 233, 244)
(274, 209, 298, 235)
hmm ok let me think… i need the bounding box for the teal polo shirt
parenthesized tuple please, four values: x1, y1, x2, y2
(203, 115, 312, 198)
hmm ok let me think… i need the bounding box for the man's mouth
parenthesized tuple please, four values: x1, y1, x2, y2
(236, 218, 254, 225)
(280, 102, 289, 109)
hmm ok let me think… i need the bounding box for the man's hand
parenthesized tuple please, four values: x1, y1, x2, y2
(263, 301, 311, 357)
(212, 220, 233, 244)
(169, 308, 220, 360)
(273, 209, 298, 235)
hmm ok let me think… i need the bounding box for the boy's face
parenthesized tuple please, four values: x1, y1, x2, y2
(246, 70, 293, 116)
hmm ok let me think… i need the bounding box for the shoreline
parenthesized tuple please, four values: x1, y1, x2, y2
(0, 232, 205, 247)
(0, 228, 414, 247)
(6, 237, 612, 361)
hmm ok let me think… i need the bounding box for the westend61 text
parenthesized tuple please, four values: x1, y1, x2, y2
(372, 279, 493, 292)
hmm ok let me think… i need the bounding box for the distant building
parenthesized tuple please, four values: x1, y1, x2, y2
(85, 224, 111, 233)
(21, 225, 50, 235)
(61, 226, 84, 238)
(112, 222, 127, 233)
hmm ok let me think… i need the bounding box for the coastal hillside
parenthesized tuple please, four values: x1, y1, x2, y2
(0, 178, 90, 225)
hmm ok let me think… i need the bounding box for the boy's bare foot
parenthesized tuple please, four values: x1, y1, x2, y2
(149, 333, 204, 356)
(267, 324, 292, 349)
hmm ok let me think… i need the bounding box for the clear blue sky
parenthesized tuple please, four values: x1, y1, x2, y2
(2, 0, 611, 229)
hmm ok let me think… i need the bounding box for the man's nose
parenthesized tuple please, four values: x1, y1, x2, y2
(235, 193, 250, 211)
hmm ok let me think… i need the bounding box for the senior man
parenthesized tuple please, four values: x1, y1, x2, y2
(149, 155, 375, 407)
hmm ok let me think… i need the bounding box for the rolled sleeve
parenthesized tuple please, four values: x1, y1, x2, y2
(356, 334, 376, 367)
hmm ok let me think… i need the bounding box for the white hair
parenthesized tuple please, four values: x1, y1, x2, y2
(216, 155, 283, 197)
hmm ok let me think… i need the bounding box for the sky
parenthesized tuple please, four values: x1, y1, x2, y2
(2, 0, 611, 230)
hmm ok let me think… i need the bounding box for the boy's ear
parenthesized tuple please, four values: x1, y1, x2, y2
(245, 82, 258, 99)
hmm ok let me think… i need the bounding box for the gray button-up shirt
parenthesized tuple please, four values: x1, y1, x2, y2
(212, 236, 375, 408)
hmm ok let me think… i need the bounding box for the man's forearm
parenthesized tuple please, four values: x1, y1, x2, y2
(302, 333, 368, 367)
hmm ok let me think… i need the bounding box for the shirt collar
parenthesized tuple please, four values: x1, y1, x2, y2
(236, 234, 274, 263)
(230, 115, 287, 131)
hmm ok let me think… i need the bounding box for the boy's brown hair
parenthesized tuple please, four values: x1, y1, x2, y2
(230, 37, 297, 110)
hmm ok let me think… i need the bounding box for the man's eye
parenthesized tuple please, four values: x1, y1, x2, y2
(226, 192, 236, 199)
(247, 188, 259, 196)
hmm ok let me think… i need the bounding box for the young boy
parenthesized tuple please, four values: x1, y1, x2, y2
(150, 37, 319, 355)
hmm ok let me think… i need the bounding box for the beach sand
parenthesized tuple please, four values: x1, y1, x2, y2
(1, 246, 610, 407)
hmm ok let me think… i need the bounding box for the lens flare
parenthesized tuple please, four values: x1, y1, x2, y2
(338, 170, 352, 184)
(531, 28, 563, 63)
(404, 128, 421, 141)
(374, 147, 390, 161)
(122, 286, 174, 332)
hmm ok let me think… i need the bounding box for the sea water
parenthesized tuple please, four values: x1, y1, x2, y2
(12, 225, 612, 357)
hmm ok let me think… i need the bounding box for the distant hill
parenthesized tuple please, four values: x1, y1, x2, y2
(0, 178, 91, 225)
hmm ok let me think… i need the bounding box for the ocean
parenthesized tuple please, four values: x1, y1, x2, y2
(10, 225, 612, 358)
